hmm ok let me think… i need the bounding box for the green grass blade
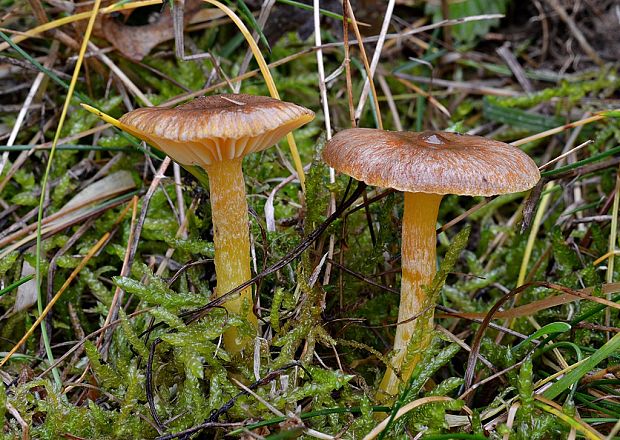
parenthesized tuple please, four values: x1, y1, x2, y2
(235, 0, 270, 51)
(535, 342, 583, 363)
(570, 292, 620, 325)
(0, 275, 35, 298)
(483, 99, 565, 132)
(32, 0, 104, 390)
(541, 144, 620, 177)
(543, 332, 620, 400)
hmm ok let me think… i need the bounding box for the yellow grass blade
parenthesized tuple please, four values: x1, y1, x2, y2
(363, 396, 454, 440)
(81, 103, 124, 129)
(202, 0, 307, 191)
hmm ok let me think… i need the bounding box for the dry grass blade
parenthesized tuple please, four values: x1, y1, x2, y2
(0, 202, 132, 368)
(202, 0, 306, 191)
(0, 171, 136, 258)
(438, 282, 620, 320)
(343, 0, 382, 129)
(462, 281, 619, 393)
(313, 0, 336, 285)
(394, 76, 451, 117)
(97, 196, 139, 355)
(363, 396, 453, 440)
(511, 114, 608, 147)
(353, 0, 395, 122)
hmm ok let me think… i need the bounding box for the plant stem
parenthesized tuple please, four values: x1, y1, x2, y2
(205, 158, 257, 354)
(379, 192, 442, 397)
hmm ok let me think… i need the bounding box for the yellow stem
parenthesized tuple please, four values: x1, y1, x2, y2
(379, 192, 442, 398)
(205, 158, 257, 354)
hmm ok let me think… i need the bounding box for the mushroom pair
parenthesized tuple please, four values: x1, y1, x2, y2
(323, 129, 540, 397)
(115, 94, 314, 354)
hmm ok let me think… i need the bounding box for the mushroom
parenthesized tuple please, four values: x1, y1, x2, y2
(117, 94, 314, 354)
(322, 128, 540, 397)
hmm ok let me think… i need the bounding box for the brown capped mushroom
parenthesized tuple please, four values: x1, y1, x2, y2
(118, 94, 314, 354)
(322, 128, 540, 397)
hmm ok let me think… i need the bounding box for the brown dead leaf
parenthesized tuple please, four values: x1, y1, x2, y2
(74, 1, 206, 61)
(100, 1, 203, 60)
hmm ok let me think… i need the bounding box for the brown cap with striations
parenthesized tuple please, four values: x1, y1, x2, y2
(119, 94, 314, 166)
(322, 128, 540, 197)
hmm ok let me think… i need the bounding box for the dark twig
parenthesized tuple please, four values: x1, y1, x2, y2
(346, 188, 395, 217)
(154, 422, 245, 440)
(326, 257, 398, 294)
(138, 182, 367, 339)
(146, 338, 165, 433)
(167, 259, 212, 287)
(182, 181, 368, 324)
(522, 179, 546, 232)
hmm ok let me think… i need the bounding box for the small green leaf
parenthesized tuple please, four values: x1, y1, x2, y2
(514, 322, 572, 352)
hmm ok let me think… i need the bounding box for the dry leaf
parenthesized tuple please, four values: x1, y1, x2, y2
(99, 0, 203, 60)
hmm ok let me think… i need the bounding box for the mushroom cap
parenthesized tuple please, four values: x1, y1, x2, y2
(322, 128, 540, 196)
(119, 94, 314, 166)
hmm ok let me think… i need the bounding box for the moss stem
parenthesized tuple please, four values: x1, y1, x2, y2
(205, 158, 257, 354)
(379, 192, 442, 398)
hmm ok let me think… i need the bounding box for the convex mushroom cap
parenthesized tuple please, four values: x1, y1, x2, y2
(322, 128, 540, 196)
(119, 94, 314, 166)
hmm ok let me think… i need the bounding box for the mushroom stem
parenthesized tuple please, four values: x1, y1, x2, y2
(204, 158, 258, 354)
(379, 191, 442, 398)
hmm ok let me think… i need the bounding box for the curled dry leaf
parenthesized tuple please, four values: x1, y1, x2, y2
(74, 0, 211, 61)
(100, 0, 203, 61)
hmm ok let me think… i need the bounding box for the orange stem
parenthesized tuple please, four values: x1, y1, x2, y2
(379, 192, 442, 398)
